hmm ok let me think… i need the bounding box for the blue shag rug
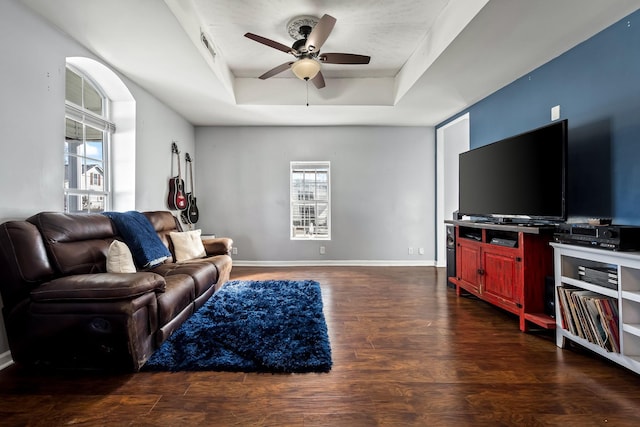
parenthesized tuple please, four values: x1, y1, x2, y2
(143, 280, 332, 373)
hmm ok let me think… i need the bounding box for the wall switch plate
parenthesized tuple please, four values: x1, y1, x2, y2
(551, 105, 560, 121)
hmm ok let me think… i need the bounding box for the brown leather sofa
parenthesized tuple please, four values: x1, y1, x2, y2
(0, 211, 232, 371)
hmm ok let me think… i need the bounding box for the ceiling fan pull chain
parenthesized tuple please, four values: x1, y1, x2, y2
(306, 79, 309, 107)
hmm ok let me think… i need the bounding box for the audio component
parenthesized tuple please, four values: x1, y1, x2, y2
(553, 223, 640, 251)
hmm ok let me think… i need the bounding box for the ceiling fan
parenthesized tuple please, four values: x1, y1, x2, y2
(244, 14, 371, 89)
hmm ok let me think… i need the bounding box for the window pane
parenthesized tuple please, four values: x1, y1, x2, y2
(86, 194, 106, 212)
(66, 193, 83, 213)
(65, 117, 83, 140)
(85, 126, 104, 162)
(65, 193, 106, 214)
(86, 162, 104, 191)
(83, 80, 103, 115)
(65, 118, 83, 191)
(65, 68, 82, 105)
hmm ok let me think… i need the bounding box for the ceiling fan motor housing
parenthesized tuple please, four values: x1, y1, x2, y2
(291, 24, 313, 53)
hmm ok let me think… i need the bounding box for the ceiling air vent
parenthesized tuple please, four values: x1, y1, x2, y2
(200, 31, 216, 60)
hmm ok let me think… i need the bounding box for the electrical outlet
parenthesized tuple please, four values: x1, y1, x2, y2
(320, 246, 326, 255)
(232, 247, 238, 255)
(408, 247, 414, 255)
(419, 248, 425, 255)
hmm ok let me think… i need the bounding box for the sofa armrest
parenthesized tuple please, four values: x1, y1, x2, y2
(30, 273, 165, 302)
(202, 237, 233, 256)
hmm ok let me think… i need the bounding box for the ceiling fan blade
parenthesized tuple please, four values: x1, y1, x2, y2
(245, 33, 293, 54)
(319, 53, 371, 64)
(305, 14, 336, 52)
(259, 62, 294, 80)
(311, 71, 325, 89)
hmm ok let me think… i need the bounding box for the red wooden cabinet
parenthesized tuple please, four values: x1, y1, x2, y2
(456, 239, 481, 294)
(450, 222, 555, 332)
(482, 248, 522, 311)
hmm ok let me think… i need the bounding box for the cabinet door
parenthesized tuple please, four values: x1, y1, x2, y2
(457, 241, 481, 294)
(482, 249, 521, 308)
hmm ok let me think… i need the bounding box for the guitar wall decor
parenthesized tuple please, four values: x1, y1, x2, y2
(167, 142, 187, 211)
(181, 152, 200, 224)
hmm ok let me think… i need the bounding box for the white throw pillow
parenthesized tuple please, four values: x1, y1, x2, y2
(106, 240, 137, 273)
(170, 229, 206, 262)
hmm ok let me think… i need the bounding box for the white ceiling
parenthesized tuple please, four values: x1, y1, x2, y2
(21, 0, 640, 126)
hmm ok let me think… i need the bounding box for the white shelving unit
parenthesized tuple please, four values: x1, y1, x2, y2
(551, 242, 640, 374)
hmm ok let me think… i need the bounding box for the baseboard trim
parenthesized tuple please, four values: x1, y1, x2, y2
(233, 260, 436, 267)
(0, 350, 14, 371)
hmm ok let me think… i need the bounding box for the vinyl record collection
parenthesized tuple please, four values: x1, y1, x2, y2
(556, 285, 620, 352)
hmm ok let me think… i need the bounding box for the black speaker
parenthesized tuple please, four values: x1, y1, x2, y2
(446, 225, 456, 286)
(544, 276, 555, 318)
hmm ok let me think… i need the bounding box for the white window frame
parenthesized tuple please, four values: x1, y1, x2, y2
(290, 161, 331, 240)
(64, 65, 115, 213)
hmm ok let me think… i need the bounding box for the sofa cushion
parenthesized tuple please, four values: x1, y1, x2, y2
(106, 240, 137, 273)
(27, 212, 116, 275)
(0, 221, 56, 310)
(31, 272, 165, 302)
(156, 274, 194, 329)
(202, 237, 233, 256)
(151, 262, 217, 299)
(170, 230, 206, 262)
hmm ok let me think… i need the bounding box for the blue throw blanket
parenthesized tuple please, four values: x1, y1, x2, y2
(103, 211, 171, 268)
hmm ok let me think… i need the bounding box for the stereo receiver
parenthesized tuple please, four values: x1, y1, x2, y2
(553, 223, 640, 251)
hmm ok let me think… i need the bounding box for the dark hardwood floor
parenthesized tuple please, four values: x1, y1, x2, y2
(1, 266, 639, 426)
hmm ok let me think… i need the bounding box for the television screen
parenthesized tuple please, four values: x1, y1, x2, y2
(458, 119, 568, 222)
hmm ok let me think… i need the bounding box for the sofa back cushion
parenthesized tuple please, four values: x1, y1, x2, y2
(0, 221, 55, 310)
(27, 212, 116, 275)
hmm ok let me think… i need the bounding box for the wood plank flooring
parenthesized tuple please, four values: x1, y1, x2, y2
(1, 266, 640, 426)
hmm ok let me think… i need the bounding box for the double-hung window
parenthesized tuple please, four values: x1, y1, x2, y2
(64, 66, 115, 213)
(290, 161, 331, 240)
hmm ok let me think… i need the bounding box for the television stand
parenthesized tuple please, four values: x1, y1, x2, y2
(446, 220, 556, 331)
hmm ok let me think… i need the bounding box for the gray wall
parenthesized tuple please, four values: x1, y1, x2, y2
(195, 126, 436, 264)
(0, 0, 194, 366)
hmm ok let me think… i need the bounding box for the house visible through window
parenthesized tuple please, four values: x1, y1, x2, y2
(64, 66, 115, 213)
(290, 161, 330, 240)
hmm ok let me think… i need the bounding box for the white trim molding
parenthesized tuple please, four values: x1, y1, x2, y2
(233, 260, 436, 267)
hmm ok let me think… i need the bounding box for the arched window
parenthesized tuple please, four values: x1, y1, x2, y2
(64, 66, 115, 213)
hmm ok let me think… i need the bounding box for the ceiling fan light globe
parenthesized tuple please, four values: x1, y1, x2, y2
(291, 58, 321, 80)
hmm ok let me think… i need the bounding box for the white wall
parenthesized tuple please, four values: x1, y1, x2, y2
(435, 114, 470, 266)
(0, 0, 194, 366)
(195, 126, 436, 265)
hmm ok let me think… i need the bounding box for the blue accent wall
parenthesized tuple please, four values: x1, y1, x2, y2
(440, 9, 640, 225)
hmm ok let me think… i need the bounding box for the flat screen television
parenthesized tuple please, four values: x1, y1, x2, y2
(458, 119, 568, 223)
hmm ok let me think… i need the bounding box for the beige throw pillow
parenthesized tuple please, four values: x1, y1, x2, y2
(106, 240, 137, 273)
(170, 229, 206, 262)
